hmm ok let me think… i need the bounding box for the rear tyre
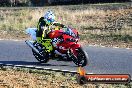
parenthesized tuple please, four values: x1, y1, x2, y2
(32, 42, 49, 63)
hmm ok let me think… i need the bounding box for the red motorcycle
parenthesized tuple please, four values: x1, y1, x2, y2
(25, 27, 88, 67)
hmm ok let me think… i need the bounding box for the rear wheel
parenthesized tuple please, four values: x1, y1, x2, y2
(32, 42, 49, 63)
(72, 47, 88, 67)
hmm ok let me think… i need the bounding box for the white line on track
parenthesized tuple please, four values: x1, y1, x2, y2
(0, 39, 24, 41)
(88, 44, 131, 50)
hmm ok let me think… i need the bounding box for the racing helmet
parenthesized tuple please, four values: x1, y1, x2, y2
(44, 10, 55, 25)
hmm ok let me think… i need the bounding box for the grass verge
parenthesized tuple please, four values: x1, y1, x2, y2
(0, 3, 132, 48)
(0, 66, 131, 88)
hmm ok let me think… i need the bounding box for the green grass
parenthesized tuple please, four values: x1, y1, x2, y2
(0, 3, 132, 47)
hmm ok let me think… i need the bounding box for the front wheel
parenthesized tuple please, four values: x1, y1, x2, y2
(72, 47, 88, 67)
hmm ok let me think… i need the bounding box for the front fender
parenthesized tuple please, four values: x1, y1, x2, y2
(70, 43, 81, 56)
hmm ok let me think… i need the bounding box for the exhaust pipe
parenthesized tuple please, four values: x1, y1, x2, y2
(25, 40, 42, 56)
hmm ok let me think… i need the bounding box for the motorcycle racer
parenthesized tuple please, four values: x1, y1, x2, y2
(25, 21, 88, 66)
(36, 10, 66, 58)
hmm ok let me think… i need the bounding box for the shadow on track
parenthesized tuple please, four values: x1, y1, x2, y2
(0, 61, 76, 67)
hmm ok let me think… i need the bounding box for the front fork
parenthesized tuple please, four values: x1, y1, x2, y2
(67, 44, 81, 65)
(70, 43, 80, 57)
(67, 48, 78, 62)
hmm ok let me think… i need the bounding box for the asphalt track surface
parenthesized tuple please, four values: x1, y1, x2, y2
(0, 40, 132, 76)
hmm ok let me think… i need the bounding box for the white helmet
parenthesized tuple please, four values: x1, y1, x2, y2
(44, 10, 55, 24)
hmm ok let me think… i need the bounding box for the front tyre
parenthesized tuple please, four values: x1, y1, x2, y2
(72, 47, 88, 67)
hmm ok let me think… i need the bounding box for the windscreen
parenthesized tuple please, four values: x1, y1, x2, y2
(63, 27, 76, 38)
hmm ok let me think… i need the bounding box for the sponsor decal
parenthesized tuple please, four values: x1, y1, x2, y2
(77, 67, 131, 85)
